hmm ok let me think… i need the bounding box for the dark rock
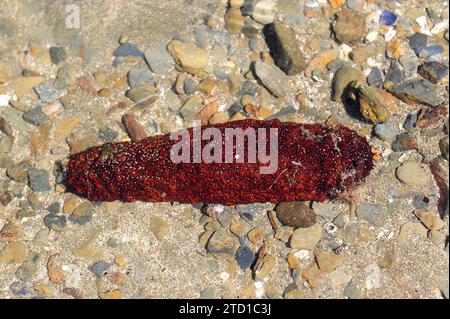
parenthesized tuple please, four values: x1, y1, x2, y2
(28, 168, 51, 192)
(43, 213, 67, 232)
(113, 43, 144, 59)
(235, 246, 255, 269)
(275, 202, 317, 228)
(238, 80, 260, 96)
(387, 79, 439, 107)
(47, 202, 60, 215)
(262, 22, 307, 75)
(49, 46, 67, 65)
(403, 113, 418, 130)
(384, 61, 404, 89)
(22, 107, 48, 126)
(418, 61, 449, 84)
(89, 261, 111, 277)
(408, 33, 428, 52)
(392, 132, 418, 152)
(367, 67, 384, 86)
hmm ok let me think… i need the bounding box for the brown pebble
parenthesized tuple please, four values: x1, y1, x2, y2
(121, 113, 147, 141)
(275, 202, 317, 228)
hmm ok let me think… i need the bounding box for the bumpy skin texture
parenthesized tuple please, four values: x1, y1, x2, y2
(66, 119, 374, 205)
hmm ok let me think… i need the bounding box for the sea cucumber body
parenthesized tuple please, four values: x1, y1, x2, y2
(66, 119, 373, 205)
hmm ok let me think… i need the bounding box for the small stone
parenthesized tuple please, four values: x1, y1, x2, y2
(380, 11, 397, 26)
(357, 225, 374, 241)
(144, 43, 174, 74)
(408, 33, 428, 52)
(98, 289, 121, 299)
(283, 283, 303, 299)
(392, 132, 418, 152)
(274, 226, 293, 243)
(149, 216, 169, 241)
(122, 113, 147, 142)
(183, 77, 198, 94)
(113, 43, 143, 59)
(428, 230, 446, 247)
(356, 203, 385, 227)
(253, 255, 276, 280)
(16, 259, 37, 281)
(329, 271, 352, 287)
(225, 8, 245, 34)
(290, 223, 322, 250)
(399, 55, 420, 72)
(47, 254, 65, 284)
(332, 66, 365, 101)
(374, 120, 400, 141)
(55, 67, 74, 89)
(207, 229, 239, 256)
(251, 0, 277, 25)
(275, 202, 317, 228)
(333, 9, 367, 45)
(386, 38, 403, 59)
(419, 45, 444, 58)
(357, 85, 390, 124)
(367, 67, 384, 86)
(180, 95, 203, 123)
(314, 250, 343, 273)
(235, 246, 255, 269)
(230, 219, 248, 238)
(301, 264, 327, 288)
(167, 40, 209, 74)
(263, 22, 307, 75)
(253, 60, 291, 98)
(311, 202, 337, 219)
(333, 213, 348, 228)
(247, 228, 264, 244)
(388, 79, 439, 107)
(0, 242, 28, 265)
(44, 213, 67, 232)
(436, 279, 449, 299)
(396, 161, 430, 187)
(126, 84, 157, 103)
(28, 168, 51, 192)
(34, 83, 61, 103)
(418, 62, 449, 84)
(398, 222, 428, 245)
(12, 76, 44, 97)
(344, 281, 361, 299)
(0, 191, 13, 206)
(415, 211, 445, 230)
(378, 249, 397, 269)
(128, 68, 155, 88)
(89, 261, 111, 277)
(49, 47, 67, 64)
(22, 106, 48, 126)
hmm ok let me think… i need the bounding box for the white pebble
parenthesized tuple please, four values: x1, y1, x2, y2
(416, 16, 431, 35)
(254, 281, 265, 298)
(365, 30, 379, 43)
(431, 19, 449, 35)
(294, 249, 312, 260)
(365, 264, 381, 290)
(0, 94, 10, 106)
(384, 28, 396, 42)
(252, 0, 277, 25)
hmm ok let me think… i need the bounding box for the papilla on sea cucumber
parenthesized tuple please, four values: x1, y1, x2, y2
(65, 119, 374, 205)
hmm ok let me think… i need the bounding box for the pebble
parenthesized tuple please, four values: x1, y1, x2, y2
(333, 213, 348, 228)
(238, 80, 260, 96)
(11, 76, 44, 97)
(199, 288, 215, 299)
(374, 120, 400, 141)
(207, 229, 239, 256)
(418, 44, 443, 58)
(253, 255, 276, 280)
(436, 279, 449, 299)
(356, 203, 386, 227)
(357, 85, 390, 124)
(333, 9, 367, 45)
(380, 11, 397, 26)
(344, 281, 361, 299)
(263, 22, 307, 75)
(0, 241, 28, 265)
(398, 55, 420, 71)
(329, 271, 352, 287)
(16, 259, 38, 281)
(398, 222, 427, 245)
(34, 83, 61, 103)
(415, 211, 445, 230)
(55, 67, 75, 90)
(428, 230, 446, 247)
(28, 168, 51, 192)
(408, 32, 428, 52)
(367, 67, 384, 86)
(149, 216, 169, 241)
(283, 283, 303, 299)
(49, 46, 67, 65)
(388, 79, 439, 107)
(418, 61, 449, 84)
(89, 261, 111, 277)
(183, 77, 198, 94)
(144, 43, 174, 74)
(412, 195, 430, 210)
(7, 161, 32, 183)
(396, 161, 430, 187)
(275, 202, 317, 228)
(10, 282, 32, 296)
(253, 60, 290, 98)
(126, 84, 157, 103)
(306, 48, 340, 78)
(332, 66, 365, 102)
(290, 223, 322, 250)
(113, 43, 144, 59)
(44, 213, 67, 232)
(167, 40, 209, 74)
(314, 250, 343, 273)
(235, 246, 255, 269)
(128, 67, 155, 88)
(392, 132, 418, 152)
(22, 106, 48, 126)
(225, 8, 245, 34)
(251, 0, 277, 25)
(179, 95, 203, 123)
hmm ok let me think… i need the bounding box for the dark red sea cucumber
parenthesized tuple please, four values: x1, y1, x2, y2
(65, 119, 374, 205)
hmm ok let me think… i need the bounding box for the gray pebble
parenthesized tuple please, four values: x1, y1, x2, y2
(235, 246, 255, 270)
(68, 212, 93, 225)
(128, 67, 155, 88)
(356, 203, 386, 227)
(199, 288, 215, 299)
(28, 168, 51, 192)
(22, 107, 48, 126)
(374, 120, 400, 141)
(49, 46, 67, 64)
(98, 127, 119, 142)
(89, 261, 111, 277)
(47, 202, 60, 215)
(43, 213, 67, 231)
(144, 42, 174, 74)
(344, 281, 361, 299)
(34, 83, 61, 103)
(183, 77, 198, 94)
(367, 67, 383, 86)
(412, 195, 430, 210)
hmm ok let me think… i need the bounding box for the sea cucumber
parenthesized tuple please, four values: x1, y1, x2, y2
(66, 119, 374, 205)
